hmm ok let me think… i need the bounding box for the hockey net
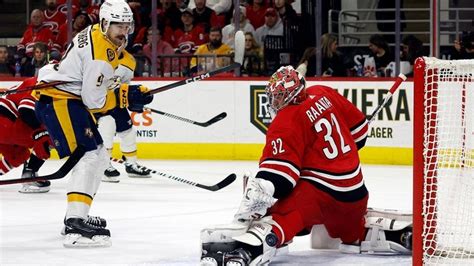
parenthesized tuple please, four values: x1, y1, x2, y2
(413, 57, 474, 265)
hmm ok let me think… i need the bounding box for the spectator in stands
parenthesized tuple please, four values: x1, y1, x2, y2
(17, 9, 56, 59)
(321, 33, 346, 77)
(246, 0, 270, 29)
(254, 7, 283, 47)
(173, 8, 207, 53)
(401, 35, 424, 77)
(242, 32, 263, 76)
(43, 0, 68, 35)
(158, 0, 183, 30)
(452, 32, 474, 60)
(56, 10, 91, 52)
(142, 27, 177, 76)
(187, 0, 232, 16)
(0, 45, 14, 77)
(222, 5, 255, 49)
(191, 27, 232, 74)
(21, 42, 48, 77)
(76, 0, 100, 24)
(273, 0, 298, 26)
(368, 34, 392, 76)
(192, 0, 224, 33)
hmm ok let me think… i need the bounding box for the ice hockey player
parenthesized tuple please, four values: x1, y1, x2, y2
(200, 65, 412, 265)
(0, 76, 52, 193)
(97, 49, 151, 183)
(34, 0, 153, 247)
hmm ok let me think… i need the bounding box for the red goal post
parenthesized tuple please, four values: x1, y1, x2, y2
(413, 57, 474, 265)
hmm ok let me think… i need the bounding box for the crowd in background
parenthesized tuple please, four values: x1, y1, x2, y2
(0, 0, 473, 78)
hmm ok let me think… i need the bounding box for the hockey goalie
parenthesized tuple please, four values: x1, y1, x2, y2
(200, 65, 412, 265)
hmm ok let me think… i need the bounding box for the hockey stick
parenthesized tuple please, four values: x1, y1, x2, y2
(367, 73, 407, 123)
(147, 108, 227, 127)
(111, 156, 237, 191)
(147, 30, 245, 95)
(0, 81, 68, 96)
(0, 146, 85, 185)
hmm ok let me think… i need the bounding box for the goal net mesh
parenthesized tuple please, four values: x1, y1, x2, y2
(421, 57, 474, 264)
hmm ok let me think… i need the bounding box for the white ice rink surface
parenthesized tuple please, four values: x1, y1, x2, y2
(0, 160, 412, 265)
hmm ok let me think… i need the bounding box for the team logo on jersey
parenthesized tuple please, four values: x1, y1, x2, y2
(250, 85, 272, 134)
(106, 48, 115, 62)
(84, 128, 94, 138)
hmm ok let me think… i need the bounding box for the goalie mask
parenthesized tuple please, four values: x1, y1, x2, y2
(99, 0, 134, 48)
(265, 65, 306, 115)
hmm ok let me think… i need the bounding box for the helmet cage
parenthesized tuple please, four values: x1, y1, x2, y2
(265, 66, 306, 113)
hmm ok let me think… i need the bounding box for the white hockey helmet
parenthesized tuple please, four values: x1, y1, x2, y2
(99, 0, 134, 35)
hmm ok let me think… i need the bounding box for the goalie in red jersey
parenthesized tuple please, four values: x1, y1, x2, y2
(0, 77, 52, 193)
(200, 65, 412, 265)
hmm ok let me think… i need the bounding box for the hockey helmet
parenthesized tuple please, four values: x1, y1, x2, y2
(265, 65, 306, 113)
(99, 0, 134, 35)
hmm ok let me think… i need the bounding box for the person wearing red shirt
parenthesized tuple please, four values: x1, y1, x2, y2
(172, 8, 207, 53)
(246, 0, 270, 29)
(56, 10, 92, 52)
(17, 9, 57, 58)
(43, 0, 68, 35)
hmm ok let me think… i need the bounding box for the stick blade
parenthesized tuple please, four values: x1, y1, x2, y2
(234, 30, 245, 65)
(205, 112, 227, 125)
(197, 173, 236, 191)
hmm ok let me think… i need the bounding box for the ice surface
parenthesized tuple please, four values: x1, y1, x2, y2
(0, 160, 412, 265)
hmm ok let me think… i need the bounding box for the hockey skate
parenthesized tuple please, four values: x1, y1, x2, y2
(125, 162, 151, 178)
(61, 215, 107, 236)
(102, 165, 120, 183)
(63, 217, 111, 248)
(18, 164, 50, 193)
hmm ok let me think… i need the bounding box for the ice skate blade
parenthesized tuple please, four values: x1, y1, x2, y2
(18, 186, 50, 193)
(127, 174, 151, 178)
(200, 257, 218, 266)
(63, 234, 111, 248)
(101, 177, 120, 183)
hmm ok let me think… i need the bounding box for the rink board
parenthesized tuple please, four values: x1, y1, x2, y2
(0, 78, 413, 165)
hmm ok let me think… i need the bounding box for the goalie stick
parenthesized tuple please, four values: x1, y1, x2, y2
(0, 146, 85, 185)
(368, 73, 407, 123)
(147, 30, 245, 95)
(112, 156, 236, 191)
(147, 108, 227, 127)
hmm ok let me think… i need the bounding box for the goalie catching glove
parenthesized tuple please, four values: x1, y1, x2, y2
(116, 84, 153, 113)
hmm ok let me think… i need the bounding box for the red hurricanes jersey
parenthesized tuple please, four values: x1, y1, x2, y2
(17, 25, 56, 56)
(259, 85, 369, 201)
(43, 8, 68, 34)
(0, 77, 38, 120)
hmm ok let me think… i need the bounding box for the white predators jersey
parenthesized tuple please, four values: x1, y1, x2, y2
(116, 51, 136, 84)
(38, 24, 120, 111)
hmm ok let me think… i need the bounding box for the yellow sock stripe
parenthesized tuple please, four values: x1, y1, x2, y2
(122, 150, 137, 157)
(67, 192, 93, 206)
(53, 100, 77, 153)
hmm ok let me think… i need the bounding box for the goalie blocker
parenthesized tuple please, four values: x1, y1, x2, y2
(200, 209, 412, 265)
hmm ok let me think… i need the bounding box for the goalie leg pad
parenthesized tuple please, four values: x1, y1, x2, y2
(232, 217, 279, 265)
(360, 216, 412, 255)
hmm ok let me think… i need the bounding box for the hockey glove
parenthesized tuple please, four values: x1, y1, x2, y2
(234, 177, 276, 222)
(32, 129, 53, 160)
(116, 84, 154, 113)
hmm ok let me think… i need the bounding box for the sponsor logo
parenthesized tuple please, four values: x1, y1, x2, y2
(250, 85, 272, 134)
(106, 48, 115, 61)
(185, 72, 210, 84)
